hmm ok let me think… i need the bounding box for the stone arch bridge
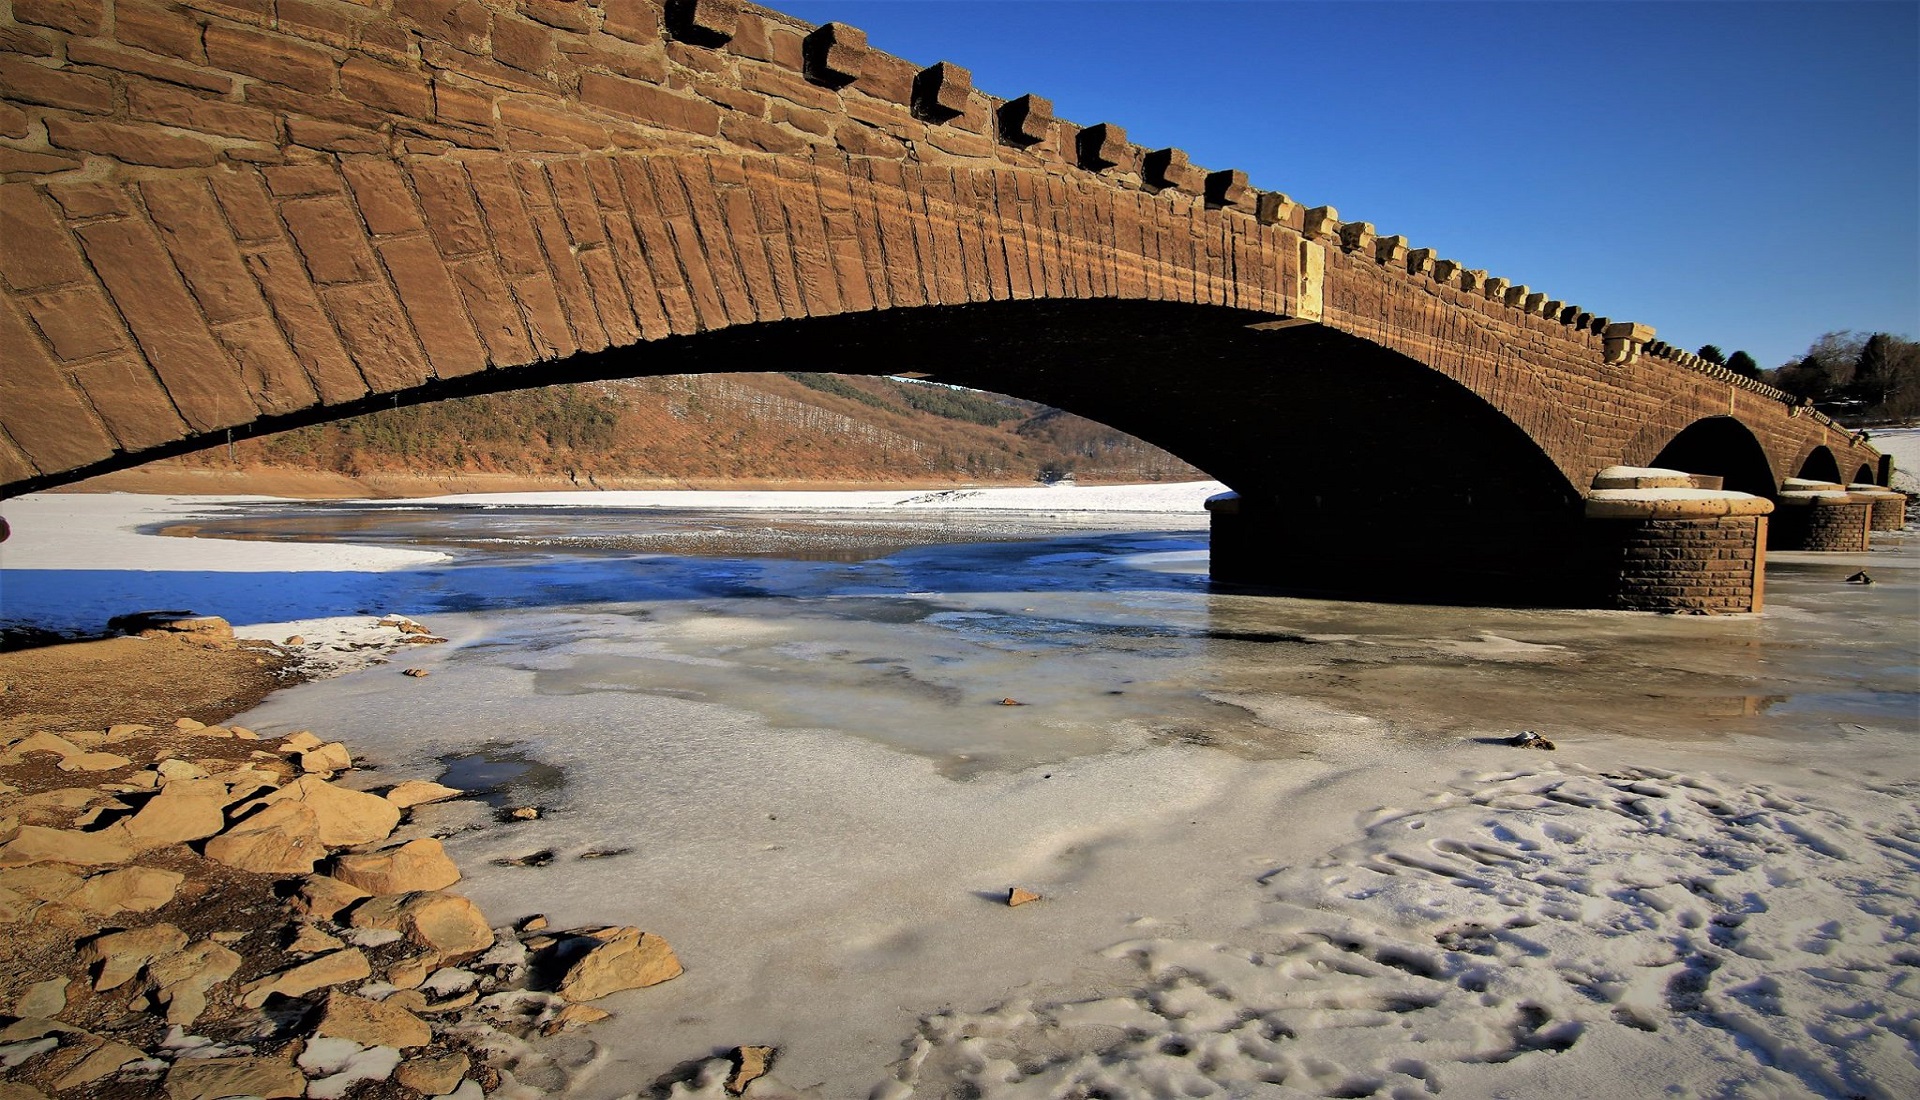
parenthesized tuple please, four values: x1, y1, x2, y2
(0, 0, 1891, 611)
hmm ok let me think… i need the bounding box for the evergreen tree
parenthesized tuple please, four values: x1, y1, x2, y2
(1725, 351, 1760, 379)
(1696, 344, 1726, 365)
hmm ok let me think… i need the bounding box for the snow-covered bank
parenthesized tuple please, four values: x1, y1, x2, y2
(1869, 426, 1920, 494)
(408, 479, 1229, 513)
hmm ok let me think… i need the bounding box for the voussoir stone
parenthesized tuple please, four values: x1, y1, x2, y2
(349, 890, 493, 959)
(163, 1054, 304, 1100)
(0, 825, 133, 868)
(556, 926, 683, 1002)
(202, 800, 326, 874)
(315, 989, 432, 1048)
(331, 837, 460, 894)
(238, 947, 371, 1009)
(242, 776, 398, 847)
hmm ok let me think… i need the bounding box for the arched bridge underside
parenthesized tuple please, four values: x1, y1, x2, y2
(0, 1, 1886, 608)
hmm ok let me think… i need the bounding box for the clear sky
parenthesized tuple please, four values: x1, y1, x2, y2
(776, 0, 1919, 369)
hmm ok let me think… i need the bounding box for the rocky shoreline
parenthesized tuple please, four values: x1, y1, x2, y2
(0, 620, 769, 1099)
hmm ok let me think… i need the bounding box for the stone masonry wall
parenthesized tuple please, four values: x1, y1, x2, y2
(1592, 516, 1766, 614)
(0, 0, 1887, 496)
(1768, 502, 1872, 553)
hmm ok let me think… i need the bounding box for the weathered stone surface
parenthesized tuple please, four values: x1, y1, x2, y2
(53, 1038, 144, 1090)
(145, 939, 243, 1025)
(202, 799, 326, 873)
(727, 1045, 777, 1095)
(300, 741, 353, 773)
(13, 978, 68, 1019)
(349, 890, 494, 958)
(242, 775, 400, 846)
(384, 779, 463, 808)
(395, 1050, 470, 1095)
(78, 922, 189, 990)
(118, 778, 228, 849)
(293, 873, 371, 920)
(0, 825, 133, 868)
(164, 1054, 305, 1100)
(289, 921, 346, 953)
(556, 926, 683, 1001)
(238, 947, 371, 1008)
(315, 989, 432, 1048)
(331, 837, 460, 894)
(72, 865, 184, 914)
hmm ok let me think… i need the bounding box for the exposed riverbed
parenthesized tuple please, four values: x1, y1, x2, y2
(2, 490, 1915, 1098)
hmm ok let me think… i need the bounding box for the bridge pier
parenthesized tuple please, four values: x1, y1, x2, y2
(1767, 480, 1879, 551)
(1210, 467, 1778, 614)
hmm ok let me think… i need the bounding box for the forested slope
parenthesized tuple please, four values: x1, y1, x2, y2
(75, 374, 1202, 496)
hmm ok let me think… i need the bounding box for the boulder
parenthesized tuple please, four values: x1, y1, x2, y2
(202, 801, 326, 874)
(240, 776, 398, 847)
(331, 838, 460, 895)
(288, 922, 346, 954)
(395, 1051, 469, 1096)
(385, 780, 463, 809)
(0, 825, 134, 868)
(350, 891, 493, 959)
(145, 940, 242, 1026)
(0, 732, 83, 764)
(72, 865, 184, 915)
(542, 1002, 609, 1036)
(238, 948, 371, 1009)
(154, 758, 209, 782)
(300, 742, 353, 774)
(314, 990, 432, 1049)
(56, 750, 130, 773)
(280, 731, 324, 753)
(13, 979, 68, 1019)
(556, 927, 682, 1002)
(727, 1046, 777, 1096)
(77, 923, 189, 991)
(163, 1055, 303, 1100)
(0, 866, 81, 903)
(117, 779, 229, 850)
(292, 874, 370, 920)
(52, 1038, 144, 1090)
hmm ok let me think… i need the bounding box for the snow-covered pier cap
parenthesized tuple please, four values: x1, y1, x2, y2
(1583, 467, 1773, 613)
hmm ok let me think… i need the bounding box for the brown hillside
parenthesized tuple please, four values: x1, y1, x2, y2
(69, 374, 1202, 498)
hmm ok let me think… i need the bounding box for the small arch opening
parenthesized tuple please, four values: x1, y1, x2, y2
(1798, 446, 1843, 484)
(1852, 463, 1875, 486)
(1652, 417, 1777, 497)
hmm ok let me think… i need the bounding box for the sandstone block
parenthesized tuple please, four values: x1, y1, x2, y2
(331, 837, 460, 894)
(556, 926, 682, 1001)
(53, 1038, 144, 1091)
(78, 922, 189, 990)
(203, 799, 327, 874)
(0, 825, 133, 868)
(163, 1055, 305, 1100)
(238, 947, 371, 1008)
(300, 741, 354, 773)
(119, 778, 228, 849)
(13, 978, 68, 1019)
(315, 989, 432, 1048)
(384, 779, 463, 808)
(242, 775, 400, 846)
(145, 939, 243, 1025)
(350, 890, 493, 958)
(394, 1051, 469, 1095)
(293, 873, 371, 920)
(72, 865, 184, 914)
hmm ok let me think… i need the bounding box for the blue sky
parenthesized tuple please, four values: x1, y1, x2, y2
(777, 0, 1918, 369)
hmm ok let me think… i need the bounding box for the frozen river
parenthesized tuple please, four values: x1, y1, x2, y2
(2, 490, 1917, 1098)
